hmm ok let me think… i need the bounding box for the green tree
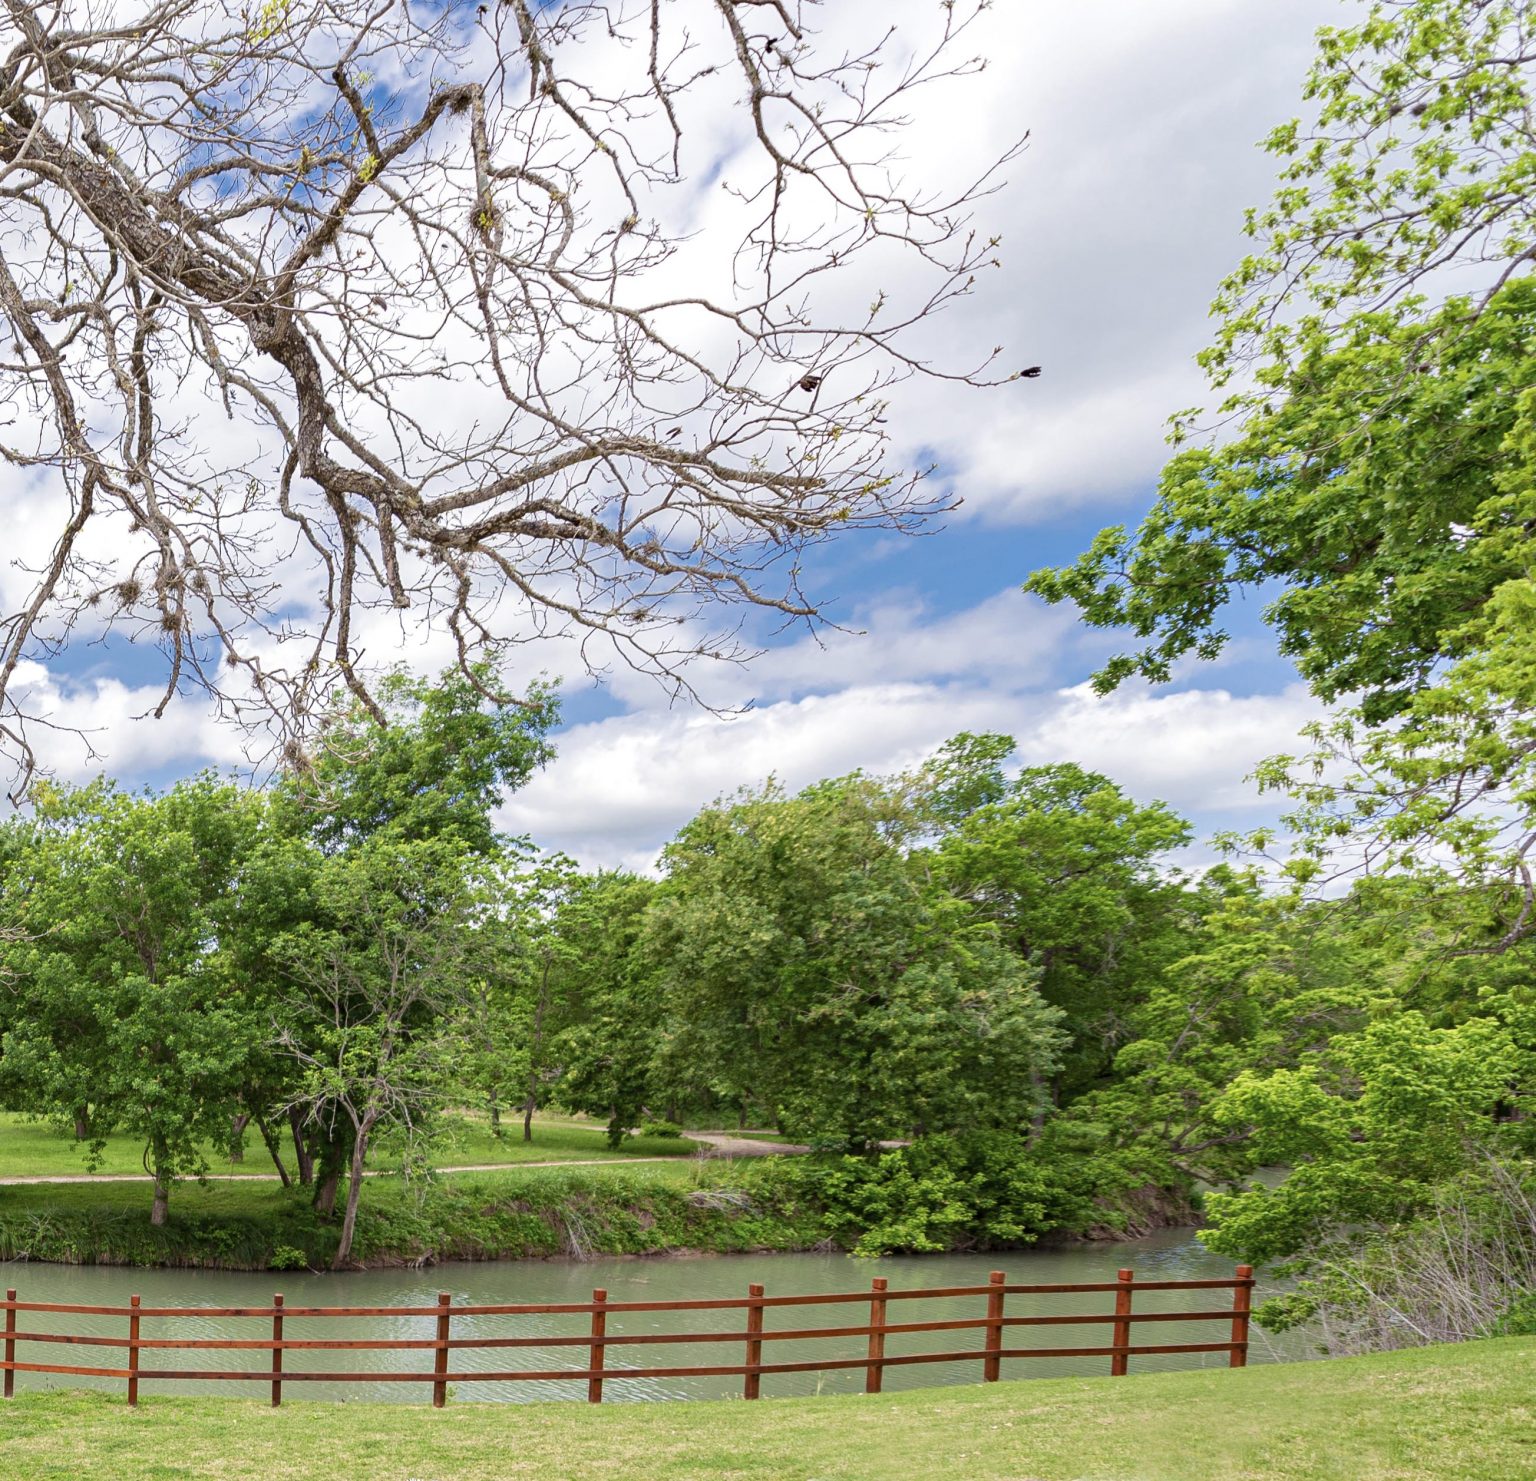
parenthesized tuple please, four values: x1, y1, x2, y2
(548, 872, 668, 1149)
(932, 760, 1195, 1102)
(275, 837, 489, 1268)
(649, 776, 1064, 1147)
(283, 663, 556, 857)
(1025, 2, 1536, 937)
(0, 778, 263, 1224)
(270, 662, 556, 1210)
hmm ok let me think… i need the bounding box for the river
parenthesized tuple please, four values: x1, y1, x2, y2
(1, 1232, 1311, 1403)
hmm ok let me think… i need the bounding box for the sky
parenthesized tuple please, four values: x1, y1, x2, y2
(8, 0, 1348, 872)
(495, 0, 1345, 872)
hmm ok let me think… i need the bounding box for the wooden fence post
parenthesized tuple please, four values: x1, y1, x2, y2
(744, 1283, 765, 1400)
(3, 1288, 14, 1400)
(982, 1272, 1005, 1383)
(127, 1294, 141, 1407)
(866, 1277, 888, 1394)
(432, 1292, 452, 1409)
(1229, 1264, 1253, 1368)
(587, 1289, 607, 1404)
(270, 1294, 284, 1408)
(1110, 1269, 1134, 1377)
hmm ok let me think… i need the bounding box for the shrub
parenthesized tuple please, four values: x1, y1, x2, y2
(746, 1132, 1075, 1256)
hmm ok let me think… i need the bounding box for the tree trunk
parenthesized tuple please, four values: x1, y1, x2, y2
(229, 1110, 251, 1162)
(330, 1119, 374, 1270)
(313, 1163, 340, 1217)
(289, 1108, 315, 1186)
(312, 1130, 345, 1216)
(73, 1108, 90, 1141)
(256, 1118, 292, 1188)
(149, 1136, 171, 1226)
(488, 1092, 501, 1138)
(523, 952, 553, 1144)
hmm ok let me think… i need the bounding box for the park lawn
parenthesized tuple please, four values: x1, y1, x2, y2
(0, 1110, 699, 1181)
(0, 1338, 1532, 1480)
(0, 1158, 709, 1226)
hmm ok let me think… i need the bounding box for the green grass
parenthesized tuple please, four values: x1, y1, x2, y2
(0, 1110, 700, 1181)
(0, 1159, 810, 1269)
(0, 1339, 1532, 1479)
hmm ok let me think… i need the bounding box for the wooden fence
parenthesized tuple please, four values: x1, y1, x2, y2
(1, 1265, 1253, 1407)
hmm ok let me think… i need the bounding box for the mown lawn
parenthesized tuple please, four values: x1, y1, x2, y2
(0, 1338, 1531, 1480)
(0, 1110, 699, 1180)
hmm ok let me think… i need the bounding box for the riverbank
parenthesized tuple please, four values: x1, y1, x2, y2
(0, 1164, 829, 1270)
(2, 1338, 1529, 1480)
(0, 1126, 1199, 1270)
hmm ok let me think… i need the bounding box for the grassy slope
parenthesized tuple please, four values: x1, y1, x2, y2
(0, 1339, 1532, 1480)
(0, 1110, 698, 1180)
(0, 1161, 803, 1269)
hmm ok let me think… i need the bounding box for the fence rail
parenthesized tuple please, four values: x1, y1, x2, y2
(1, 1265, 1253, 1406)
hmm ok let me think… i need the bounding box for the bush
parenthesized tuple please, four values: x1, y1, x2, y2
(1248, 1155, 1536, 1354)
(640, 1119, 684, 1139)
(746, 1132, 1075, 1256)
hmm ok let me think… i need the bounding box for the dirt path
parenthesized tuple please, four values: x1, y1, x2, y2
(0, 1134, 807, 1186)
(686, 1131, 810, 1157)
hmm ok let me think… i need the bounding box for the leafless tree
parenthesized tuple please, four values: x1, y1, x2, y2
(0, 0, 1025, 788)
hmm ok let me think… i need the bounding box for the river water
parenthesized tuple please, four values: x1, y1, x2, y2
(1, 1232, 1310, 1403)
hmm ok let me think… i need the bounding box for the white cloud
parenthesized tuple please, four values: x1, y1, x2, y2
(499, 617, 1325, 872)
(0, 0, 1339, 866)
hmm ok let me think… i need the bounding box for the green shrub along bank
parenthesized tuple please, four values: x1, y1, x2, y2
(0, 1137, 1187, 1270)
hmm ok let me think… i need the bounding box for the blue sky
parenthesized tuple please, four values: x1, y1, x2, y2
(8, 0, 1345, 873)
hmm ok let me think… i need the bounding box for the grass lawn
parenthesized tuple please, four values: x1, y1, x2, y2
(0, 1338, 1531, 1480)
(0, 1110, 699, 1180)
(0, 1158, 761, 1268)
(0, 1158, 701, 1219)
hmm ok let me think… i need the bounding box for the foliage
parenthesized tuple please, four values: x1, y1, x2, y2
(274, 837, 493, 1266)
(933, 759, 1196, 1098)
(1245, 1157, 1536, 1354)
(747, 1132, 1077, 1256)
(1024, 2, 1536, 935)
(283, 665, 556, 857)
(1201, 990, 1536, 1269)
(649, 774, 1065, 1147)
(1025, 282, 1536, 722)
(546, 872, 668, 1148)
(0, 778, 265, 1224)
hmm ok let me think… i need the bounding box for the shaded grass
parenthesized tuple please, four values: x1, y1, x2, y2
(0, 1338, 1532, 1479)
(0, 1110, 699, 1182)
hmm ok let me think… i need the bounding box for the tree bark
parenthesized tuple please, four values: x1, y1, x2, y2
(289, 1108, 315, 1186)
(149, 1136, 171, 1226)
(256, 1118, 292, 1188)
(312, 1130, 345, 1216)
(523, 1091, 536, 1144)
(229, 1110, 251, 1162)
(313, 1164, 340, 1217)
(73, 1108, 89, 1141)
(488, 1092, 501, 1137)
(330, 1117, 375, 1269)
